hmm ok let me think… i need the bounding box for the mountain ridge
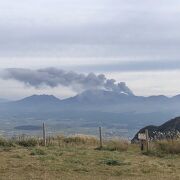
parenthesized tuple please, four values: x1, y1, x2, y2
(12, 94, 61, 105)
(3, 89, 180, 104)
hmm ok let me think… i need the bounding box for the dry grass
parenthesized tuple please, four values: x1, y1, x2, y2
(63, 134, 99, 146)
(154, 139, 180, 154)
(0, 135, 179, 180)
(0, 138, 15, 147)
(0, 144, 179, 180)
(103, 139, 129, 152)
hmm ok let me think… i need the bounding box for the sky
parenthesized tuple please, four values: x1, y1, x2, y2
(0, 0, 180, 99)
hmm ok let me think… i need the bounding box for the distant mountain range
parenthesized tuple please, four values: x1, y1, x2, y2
(2, 89, 180, 112)
(132, 116, 180, 142)
(4, 89, 179, 105)
(0, 89, 180, 118)
(0, 89, 180, 138)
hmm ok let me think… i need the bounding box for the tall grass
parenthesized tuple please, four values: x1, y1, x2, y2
(155, 139, 180, 154)
(0, 136, 39, 148)
(0, 138, 14, 147)
(1, 134, 179, 155)
(0, 134, 100, 148)
(0, 134, 130, 152)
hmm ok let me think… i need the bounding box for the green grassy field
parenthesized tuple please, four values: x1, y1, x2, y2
(0, 136, 180, 180)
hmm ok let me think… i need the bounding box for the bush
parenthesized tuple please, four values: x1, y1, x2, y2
(17, 138, 38, 147)
(104, 139, 129, 152)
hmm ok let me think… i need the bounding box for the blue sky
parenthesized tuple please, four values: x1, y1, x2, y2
(0, 0, 180, 99)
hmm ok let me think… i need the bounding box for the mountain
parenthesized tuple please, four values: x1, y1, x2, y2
(1, 90, 180, 114)
(0, 95, 61, 113)
(63, 90, 180, 106)
(132, 116, 180, 142)
(62, 89, 136, 105)
(2, 90, 180, 107)
(11, 94, 61, 105)
(0, 90, 180, 138)
(171, 95, 180, 102)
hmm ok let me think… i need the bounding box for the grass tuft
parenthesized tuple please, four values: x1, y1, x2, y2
(30, 148, 46, 156)
(101, 159, 122, 166)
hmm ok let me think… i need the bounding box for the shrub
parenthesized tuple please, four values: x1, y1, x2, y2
(17, 138, 38, 147)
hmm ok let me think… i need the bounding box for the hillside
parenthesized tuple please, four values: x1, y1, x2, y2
(132, 117, 180, 142)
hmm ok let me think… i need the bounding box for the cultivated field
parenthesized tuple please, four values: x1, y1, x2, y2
(0, 136, 180, 180)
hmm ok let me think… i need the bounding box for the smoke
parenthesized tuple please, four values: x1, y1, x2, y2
(2, 68, 134, 95)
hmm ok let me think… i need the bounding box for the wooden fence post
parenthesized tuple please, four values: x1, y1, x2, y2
(145, 129, 149, 152)
(99, 127, 103, 148)
(140, 140, 144, 151)
(43, 122, 46, 146)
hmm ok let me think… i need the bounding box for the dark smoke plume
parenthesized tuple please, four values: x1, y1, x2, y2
(2, 68, 134, 95)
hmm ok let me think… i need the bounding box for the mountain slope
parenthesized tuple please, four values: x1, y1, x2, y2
(62, 89, 136, 105)
(12, 94, 61, 105)
(132, 116, 180, 142)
